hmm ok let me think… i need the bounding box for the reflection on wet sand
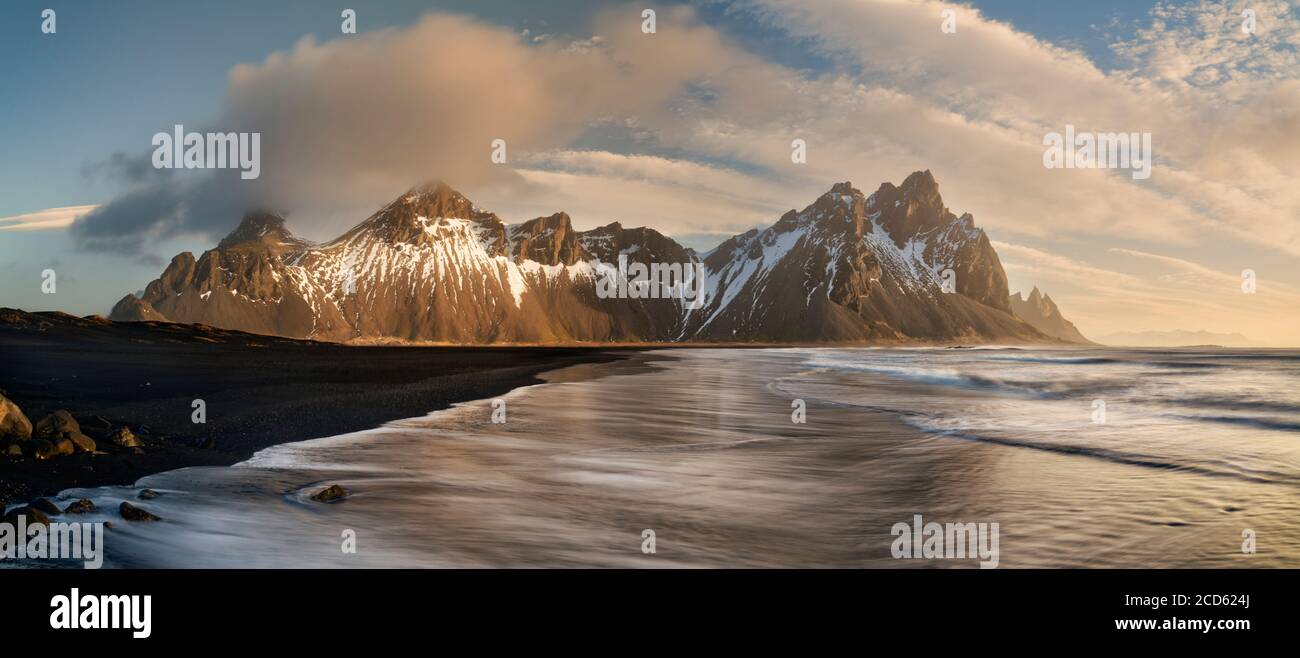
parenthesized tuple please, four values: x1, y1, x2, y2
(51, 348, 1300, 568)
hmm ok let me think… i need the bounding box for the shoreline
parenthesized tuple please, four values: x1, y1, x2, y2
(0, 311, 644, 507)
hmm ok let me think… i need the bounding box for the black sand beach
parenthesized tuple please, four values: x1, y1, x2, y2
(0, 309, 633, 507)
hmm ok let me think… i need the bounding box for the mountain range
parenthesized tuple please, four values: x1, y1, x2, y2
(1093, 329, 1258, 348)
(1008, 287, 1092, 344)
(110, 171, 1086, 345)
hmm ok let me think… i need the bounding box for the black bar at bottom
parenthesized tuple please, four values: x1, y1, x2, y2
(3, 568, 1284, 646)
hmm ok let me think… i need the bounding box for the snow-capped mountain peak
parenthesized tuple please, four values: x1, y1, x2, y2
(112, 174, 1073, 344)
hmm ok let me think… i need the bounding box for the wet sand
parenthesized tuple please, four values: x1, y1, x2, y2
(0, 309, 638, 507)
(63, 347, 1295, 568)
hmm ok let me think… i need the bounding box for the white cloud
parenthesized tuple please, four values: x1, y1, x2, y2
(995, 240, 1300, 345)
(1112, 0, 1300, 104)
(75, 5, 765, 245)
(0, 205, 98, 232)
(503, 149, 795, 233)
(63, 1, 1300, 343)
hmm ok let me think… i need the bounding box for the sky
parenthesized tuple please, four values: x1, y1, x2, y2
(1, 0, 1298, 345)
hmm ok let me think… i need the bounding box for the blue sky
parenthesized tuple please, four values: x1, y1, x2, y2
(1, 1, 574, 214)
(2, 1, 1299, 344)
(0, 0, 1153, 218)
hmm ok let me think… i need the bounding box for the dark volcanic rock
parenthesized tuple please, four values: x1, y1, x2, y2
(27, 438, 57, 460)
(30, 498, 62, 516)
(33, 410, 79, 441)
(64, 499, 97, 514)
(4, 506, 51, 526)
(0, 393, 32, 440)
(310, 484, 349, 503)
(119, 502, 161, 521)
(53, 437, 76, 456)
(63, 430, 97, 453)
(108, 427, 141, 448)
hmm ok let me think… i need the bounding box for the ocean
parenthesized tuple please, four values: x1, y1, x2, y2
(34, 347, 1300, 567)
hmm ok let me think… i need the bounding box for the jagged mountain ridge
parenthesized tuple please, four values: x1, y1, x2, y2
(111, 173, 1072, 344)
(683, 172, 1029, 341)
(1008, 286, 1092, 344)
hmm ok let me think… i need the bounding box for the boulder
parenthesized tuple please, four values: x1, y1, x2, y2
(4, 443, 23, 458)
(30, 498, 63, 516)
(4, 506, 51, 527)
(27, 438, 57, 460)
(64, 499, 97, 514)
(53, 437, 76, 456)
(137, 489, 160, 500)
(119, 502, 161, 522)
(108, 427, 142, 448)
(0, 394, 33, 440)
(63, 430, 96, 453)
(32, 410, 79, 441)
(310, 484, 350, 503)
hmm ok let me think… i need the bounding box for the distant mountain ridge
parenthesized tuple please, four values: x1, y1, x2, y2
(1008, 286, 1091, 344)
(1096, 329, 1260, 348)
(110, 172, 1083, 344)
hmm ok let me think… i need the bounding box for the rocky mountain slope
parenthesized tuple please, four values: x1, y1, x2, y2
(111, 173, 1076, 344)
(1008, 286, 1091, 344)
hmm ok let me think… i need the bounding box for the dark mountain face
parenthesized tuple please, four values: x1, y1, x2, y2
(1008, 287, 1092, 344)
(683, 172, 1036, 342)
(111, 173, 1064, 344)
(216, 211, 306, 252)
(508, 212, 583, 266)
(865, 171, 1011, 311)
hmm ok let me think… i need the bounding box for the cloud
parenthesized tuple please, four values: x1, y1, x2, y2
(58, 0, 1300, 343)
(1109, 246, 1300, 302)
(71, 6, 759, 249)
(73, 184, 189, 253)
(994, 240, 1144, 291)
(701, 0, 1300, 255)
(996, 239, 1300, 345)
(1111, 0, 1300, 103)
(76, 1, 1299, 254)
(501, 149, 796, 234)
(0, 205, 99, 232)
